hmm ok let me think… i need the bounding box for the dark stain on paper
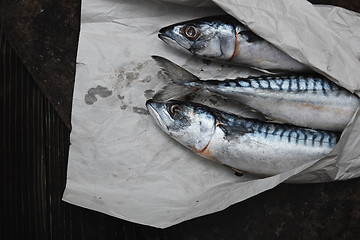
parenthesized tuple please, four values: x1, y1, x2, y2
(144, 89, 155, 99)
(85, 85, 112, 105)
(117, 94, 127, 110)
(140, 76, 152, 83)
(125, 72, 140, 87)
(115, 60, 153, 88)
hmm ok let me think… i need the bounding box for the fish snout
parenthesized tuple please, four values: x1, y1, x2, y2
(146, 99, 170, 134)
(158, 25, 192, 53)
(146, 99, 160, 118)
(145, 99, 154, 107)
(158, 26, 173, 41)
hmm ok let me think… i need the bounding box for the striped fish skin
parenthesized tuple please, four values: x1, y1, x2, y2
(198, 74, 360, 131)
(159, 15, 309, 72)
(146, 99, 340, 176)
(151, 56, 360, 132)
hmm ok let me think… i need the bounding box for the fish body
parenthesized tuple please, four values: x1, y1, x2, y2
(159, 15, 310, 72)
(152, 56, 360, 131)
(146, 100, 340, 176)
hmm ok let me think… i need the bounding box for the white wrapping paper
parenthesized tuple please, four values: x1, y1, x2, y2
(63, 0, 360, 228)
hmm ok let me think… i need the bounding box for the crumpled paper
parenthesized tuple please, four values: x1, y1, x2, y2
(63, 0, 360, 228)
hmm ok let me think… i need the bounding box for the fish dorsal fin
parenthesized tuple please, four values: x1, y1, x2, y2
(152, 56, 199, 85)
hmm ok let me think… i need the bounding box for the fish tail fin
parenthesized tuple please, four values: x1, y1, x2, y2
(151, 55, 200, 87)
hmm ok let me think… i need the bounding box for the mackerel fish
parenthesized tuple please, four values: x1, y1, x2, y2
(152, 56, 360, 132)
(146, 99, 340, 176)
(159, 15, 310, 72)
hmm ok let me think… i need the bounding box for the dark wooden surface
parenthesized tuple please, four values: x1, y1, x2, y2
(0, 0, 80, 129)
(1, 0, 360, 239)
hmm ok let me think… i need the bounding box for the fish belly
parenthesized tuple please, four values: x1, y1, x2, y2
(243, 93, 358, 131)
(206, 127, 333, 176)
(209, 83, 359, 131)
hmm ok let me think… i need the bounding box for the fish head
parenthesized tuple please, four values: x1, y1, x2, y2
(146, 99, 216, 152)
(158, 16, 236, 60)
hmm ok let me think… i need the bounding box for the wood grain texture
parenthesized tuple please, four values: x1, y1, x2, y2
(0, 0, 80, 129)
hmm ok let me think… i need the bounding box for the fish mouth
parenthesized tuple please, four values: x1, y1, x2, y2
(158, 33, 190, 53)
(158, 33, 173, 44)
(146, 99, 169, 134)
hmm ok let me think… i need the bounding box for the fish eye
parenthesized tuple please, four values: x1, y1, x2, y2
(184, 25, 199, 40)
(169, 104, 182, 118)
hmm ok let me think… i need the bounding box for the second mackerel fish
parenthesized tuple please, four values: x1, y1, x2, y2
(152, 56, 360, 131)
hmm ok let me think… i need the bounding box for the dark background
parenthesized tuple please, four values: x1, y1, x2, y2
(1, 0, 360, 239)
